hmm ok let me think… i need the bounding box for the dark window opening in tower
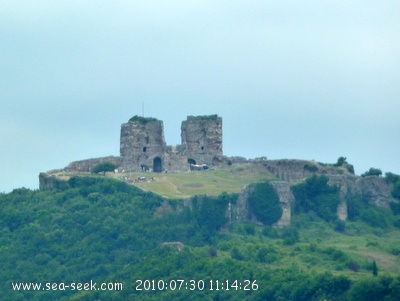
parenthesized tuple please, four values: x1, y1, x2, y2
(143, 146, 147, 152)
(201, 146, 204, 150)
(153, 157, 162, 173)
(188, 158, 196, 165)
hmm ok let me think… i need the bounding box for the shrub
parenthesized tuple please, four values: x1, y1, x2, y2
(346, 192, 363, 220)
(262, 226, 279, 238)
(390, 248, 400, 256)
(360, 208, 388, 229)
(231, 247, 245, 261)
(291, 211, 322, 228)
(334, 220, 346, 232)
(361, 168, 382, 177)
(394, 218, 400, 228)
(372, 260, 378, 276)
(208, 246, 217, 257)
(291, 175, 340, 222)
(304, 163, 318, 172)
(257, 248, 269, 263)
(332, 249, 347, 261)
(346, 164, 355, 174)
(190, 193, 234, 237)
(349, 277, 386, 301)
(308, 243, 317, 252)
(385, 172, 400, 184)
(257, 247, 278, 263)
(91, 162, 117, 174)
(348, 260, 360, 272)
(366, 241, 379, 247)
(248, 182, 282, 225)
(243, 223, 256, 235)
(197, 114, 219, 120)
(392, 180, 400, 200)
(334, 156, 347, 166)
(129, 115, 158, 123)
(280, 227, 299, 245)
(390, 201, 400, 215)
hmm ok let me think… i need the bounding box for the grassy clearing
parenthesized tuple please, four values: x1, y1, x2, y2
(50, 164, 275, 198)
(108, 164, 276, 198)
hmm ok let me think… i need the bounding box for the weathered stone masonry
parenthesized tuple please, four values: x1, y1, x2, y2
(59, 115, 225, 174)
(119, 115, 223, 173)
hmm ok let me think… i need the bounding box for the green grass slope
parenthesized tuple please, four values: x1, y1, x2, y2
(55, 163, 276, 198)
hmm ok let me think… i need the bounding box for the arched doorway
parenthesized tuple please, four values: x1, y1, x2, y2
(153, 157, 162, 173)
(187, 158, 196, 165)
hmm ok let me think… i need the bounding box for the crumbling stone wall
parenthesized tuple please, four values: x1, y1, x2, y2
(356, 176, 393, 207)
(64, 156, 123, 173)
(263, 159, 353, 183)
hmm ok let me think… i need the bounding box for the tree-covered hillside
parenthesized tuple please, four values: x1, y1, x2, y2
(1, 176, 400, 300)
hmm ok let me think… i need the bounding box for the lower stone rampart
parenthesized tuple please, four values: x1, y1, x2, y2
(64, 156, 123, 173)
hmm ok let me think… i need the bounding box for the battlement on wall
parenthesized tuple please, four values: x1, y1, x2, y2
(119, 115, 223, 172)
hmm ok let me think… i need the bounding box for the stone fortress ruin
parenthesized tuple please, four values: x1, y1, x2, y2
(120, 115, 223, 173)
(40, 113, 396, 226)
(62, 114, 230, 174)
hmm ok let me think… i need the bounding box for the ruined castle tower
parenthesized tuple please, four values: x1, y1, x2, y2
(119, 114, 223, 172)
(181, 115, 223, 166)
(120, 116, 166, 172)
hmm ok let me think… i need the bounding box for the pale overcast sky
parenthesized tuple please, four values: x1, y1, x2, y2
(1, 1, 399, 192)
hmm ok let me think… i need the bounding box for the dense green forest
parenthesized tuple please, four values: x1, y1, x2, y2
(1, 176, 400, 300)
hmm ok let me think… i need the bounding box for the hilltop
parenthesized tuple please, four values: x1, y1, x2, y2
(42, 162, 274, 198)
(40, 155, 399, 230)
(39, 114, 398, 228)
(25, 113, 400, 300)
